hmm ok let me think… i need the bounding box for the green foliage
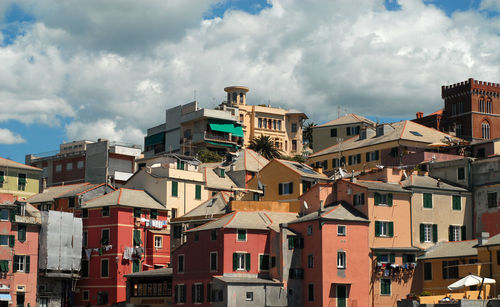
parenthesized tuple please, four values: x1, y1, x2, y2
(302, 121, 316, 149)
(248, 135, 281, 160)
(197, 149, 224, 163)
(420, 291, 431, 296)
(281, 155, 306, 163)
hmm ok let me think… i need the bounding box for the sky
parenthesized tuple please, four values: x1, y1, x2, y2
(0, 0, 499, 163)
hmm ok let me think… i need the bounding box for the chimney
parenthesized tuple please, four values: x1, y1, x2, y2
(42, 178, 47, 192)
(436, 178, 441, 187)
(416, 112, 424, 119)
(314, 167, 323, 174)
(478, 232, 490, 246)
(319, 200, 324, 212)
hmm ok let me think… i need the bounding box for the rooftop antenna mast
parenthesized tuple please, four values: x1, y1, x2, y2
(194, 90, 197, 101)
(337, 106, 340, 119)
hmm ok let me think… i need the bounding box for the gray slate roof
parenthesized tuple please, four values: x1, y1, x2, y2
(55, 183, 105, 199)
(213, 276, 281, 284)
(202, 166, 237, 191)
(275, 159, 328, 180)
(224, 149, 269, 173)
(182, 192, 230, 218)
(27, 183, 92, 203)
(0, 157, 42, 171)
(401, 175, 469, 192)
(124, 267, 172, 278)
(317, 113, 375, 127)
(186, 211, 297, 233)
(289, 201, 369, 224)
(81, 188, 166, 209)
(353, 180, 411, 193)
(419, 240, 478, 260)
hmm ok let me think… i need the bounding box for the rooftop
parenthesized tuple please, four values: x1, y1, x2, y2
(275, 159, 329, 180)
(317, 113, 375, 127)
(419, 240, 478, 260)
(350, 179, 411, 194)
(0, 157, 42, 171)
(81, 188, 165, 210)
(401, 175, 469, 192)
(124, 267, 172, 278)
(27, 183, 94, 203)
(289, 201, 369, 224)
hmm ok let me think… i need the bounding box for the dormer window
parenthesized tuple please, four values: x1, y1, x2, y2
(219, 168, 225, 178)
(359, 129, 367, 140)
(376, 125, 384, 137)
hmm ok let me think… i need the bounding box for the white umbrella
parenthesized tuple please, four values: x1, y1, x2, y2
(447, 274, 496, 290)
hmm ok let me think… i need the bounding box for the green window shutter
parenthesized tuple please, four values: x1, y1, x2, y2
(288, 237, 294, 249)
(432, 224, 438, 243)
(366, 152, 370, 162)
(150, 209, 158, 220)
(233, 253, 238, 271)
(134, 208, 141, 218)
(289, 182, 293, 194)
(18, 225, 26, 242)
(388, 222, 394, 237)
(25, 256, 30, 273)
(461, 226, 466, 240)
(387, 194, 393, 206)
(423, 193, 432, 208)
(9, 235, 14, 248)
(0, 173, 4, 183)
(278, 184, 283, 195)
(302, 181, 307, 194)
(374, 193, 380, 205)
(9, 210, 15, 222)
(390, 254, 395, 263)
(453, 195, 461, 210)
(195, 185, 202, 200)
(200, 284, 204, 303)
(133, 229, 142, 246)
(449, 225, 453, 241)
(259, 255, 263, 270)
(375, 221, 381, 237)
(420, 224, 425, 243)
(245, 253, 251, 271)
(174, 286, 178, 303)
(172, 181, 178, 197)
(13, 256, 18, 273)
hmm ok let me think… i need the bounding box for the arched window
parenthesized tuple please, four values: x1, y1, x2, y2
(482, 122, 490, 139)
(479, 98, 485, 112)
(486, 100, 492, 114)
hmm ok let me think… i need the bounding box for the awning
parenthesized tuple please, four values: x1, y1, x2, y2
(208, 120, 243, 137)
(206, 141, 237, 148)
(0, 294, 11, 301)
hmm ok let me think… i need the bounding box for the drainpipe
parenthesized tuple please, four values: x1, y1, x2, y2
(409, 193, 414, 247)
(184, 181, 187, 215)
(467, 159, 475, 238)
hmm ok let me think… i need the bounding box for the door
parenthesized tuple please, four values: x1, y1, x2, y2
(337, 285, 347, 307)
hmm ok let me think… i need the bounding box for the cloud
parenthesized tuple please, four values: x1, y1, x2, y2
(0, 0, 499, 147)
(0, 128, 25, 144)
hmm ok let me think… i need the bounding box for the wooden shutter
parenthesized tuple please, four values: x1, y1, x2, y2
(25, 256, 30, 273)
(375, 221, 381, 237)
(13, 256, 18, 273)
(233, 253, 238, 271)
(432, 224, 438, 242)
(174, 285, 178, 303)
(461, 226, 466, 241)
(289, 182, 293, 194)
(172, 181, 178, 197)
(390, 254, 395, 263)
(449, 225, 453, 241)
(195, 185, 202, 200)
(374, 193, 380, 205)
(387, 194, 393, 206)
(9, 235, 14, 248)
(388, 222, 394, 237)
(420, 224, 425, 243)
(366, 152, 370, 162)
(192, 284, 196, 303)
(278, 184, 283, 195)
(245, 253, 251, 271)
(200, 284, 204, 302)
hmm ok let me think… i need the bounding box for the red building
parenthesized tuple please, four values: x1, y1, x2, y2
(74, 188, 170, 306)
(287, 202, 370, 307)
(0, 195, 40, 307)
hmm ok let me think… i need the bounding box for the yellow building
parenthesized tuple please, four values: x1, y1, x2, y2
(224, 86, 308, 157)
(307, 120, 462, 173)
(311, 113, 375, 152)
(477, 232, 500, 297)
(0, 157, 41, 199)
(243, 159, 328, 202)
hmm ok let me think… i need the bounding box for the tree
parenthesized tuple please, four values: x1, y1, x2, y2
(302, 121, 316, 150)
(248, 135, 281, 160)
(196, 149, 224, 163)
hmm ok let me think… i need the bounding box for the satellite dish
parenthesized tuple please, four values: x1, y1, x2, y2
(303, 201, 309, 209)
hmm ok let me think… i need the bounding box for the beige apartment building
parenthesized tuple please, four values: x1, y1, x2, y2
(223, 86, 308, 157)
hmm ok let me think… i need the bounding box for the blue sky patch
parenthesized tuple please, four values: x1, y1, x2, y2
(205, 0, 272, 19)
(1, 4, 35, 46)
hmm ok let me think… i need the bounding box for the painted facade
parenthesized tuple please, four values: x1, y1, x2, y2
(0, 157, 41, 200)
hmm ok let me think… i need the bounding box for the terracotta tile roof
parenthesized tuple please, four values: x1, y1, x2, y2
(27, 183, 92, 203)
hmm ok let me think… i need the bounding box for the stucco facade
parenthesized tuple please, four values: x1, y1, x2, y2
(0, 158, 41, 200)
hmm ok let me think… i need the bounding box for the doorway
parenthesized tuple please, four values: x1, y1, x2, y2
(337, 285, 347, 307)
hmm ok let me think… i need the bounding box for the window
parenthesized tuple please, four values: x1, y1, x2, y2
(0, 171, 3, 187)
(132, 259, 140, 273)
(82, 208, 88, 218)
(13, 255, 29, 273)
(449, 225, 466, 242)
(81, 260, 89, 277)
(374, 193, 393, 206)
(482, 122, 491, 139)
(82, 231, 87, 248)
(171, 208, 177, 219)
(246, 292, 253, 301)
(420, 224, 437, 243)
(273, 120, 277, 130)
(424, 262, 432, 280)
(287, 236, 303, 249)
(18, 173, 26, 191)
(210, 252, 218, 272)
(173, 225, 182, 239)
(101, 259, 109, 277)
(77, 160, 84, 169)
(233, 253, 250, 271)
(332, 158, 340, 168)
(337, 251, 346, 269)
(171, 181, 178, 197)
(330, 128, 337, 137)
(102, 207, 109, 217)
(308, 254, 314, 268)
(423, 193, 433, 208)
(176, 160, 185, 170)
(237, 229, 247, 241)
(375, 221, 393, 237)
(337, 225, 346, 236)
(292, 140, 297, 151)
(134, 208, 141, 218)
(101, 229, 110, 245)
(487, 101, 492, 113)
(219, 169, 225, 178)
(258, 118, 262, 128)
(366, 150, 380, 162)
(18, 225, 26, 243)
(442, 260, 459, 279)
(0, 235, 14, 247)
(488, 193, 497, 208)
(403, 254, 416, 263)
(194, 233, 199, 241)
(348, 154, 361, 165)
(178, 254, 185, 273)
(175, 285, 187, 303)
(458, 167, 465, 180)
(210, 230, 217, 241)
(354, 193, 365, 205)
(291, 123, 297, 133)
(289, 268, 304, 279)
(308, 284, 314, 301)
(154, 236, 162, 249)
(194, 184, 203, 200)
(66, 163, 73, 171)
(150, 209, 158, 220)
(193, 283, 204, 303)
(452, 195, 461, 210)
(259, 254, 270, 271)
(0, 209, 9, 221)
(376, 253, 395, 263)
(55, 164, 62, 172)
(307, 225, 313, 236)
(380, 279, 391, 295)
(456, 124, 462, 137)
(376, 125, 384, 136)
(82, 290, 89, 301)
(479, 98, 485, 112)
(278, 182, 293, 195)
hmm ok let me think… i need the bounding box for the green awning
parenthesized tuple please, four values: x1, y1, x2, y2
(206, 141, 238, 148)
(145, 133, 165, 146)
(233, 125, 244, 137)
(208, 120, 244, 137)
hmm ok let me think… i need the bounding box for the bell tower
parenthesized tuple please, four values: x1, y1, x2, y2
(224, 86, 249, 106)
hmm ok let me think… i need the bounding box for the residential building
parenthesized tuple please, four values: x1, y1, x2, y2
(286, 202, 370, 307)
(243, 159, 328, 203)
(311, 113, 375, 152)
(476, 232, 500, 297)
(0, 157, 41, 200)
(0, 197, 40, 307)
(222, 149, 269, 188)
(74, 188, 170, 306)
(223, 86, 308, 157)
(125, 267, 173, 307)
(307, 120, 463, 173)
(171, 210, 297, 306)
(413, 110, 444, 131)
(26, 139, 141, 188)
(401, 174, 472, 249)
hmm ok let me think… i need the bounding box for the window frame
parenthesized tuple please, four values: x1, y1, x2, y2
(488, 192, 497, 208)
(171, 181, 179, 197)
(101, 206, 110, 217)
(337, 251, 346, 269)
(452, 195, 462, 211)
(337, 225, 346, 236)
(177, 254, 185, 274)
(100, 258, 109, 278)
(423, 193, 433, 209)
(210, 251, 218, 272)
(237, 229, 247, 242)
(259, 254, 270, 271)
(424, 262, 432, 281)
(154, 236, 162, 249)
(307, 254, 314, 268)
(380, 278, 391, 295)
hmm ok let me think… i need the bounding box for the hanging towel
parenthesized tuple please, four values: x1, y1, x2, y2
(105, 245, 113, 251)
(123, 247, 133, 260)
(85, 249, 92, 259)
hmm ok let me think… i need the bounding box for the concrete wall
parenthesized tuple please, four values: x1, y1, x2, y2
(429, 158, 472, 188)
(85, 140, 109, 184)
(0, 166, 40, 199)
(212, 281, 287, 307)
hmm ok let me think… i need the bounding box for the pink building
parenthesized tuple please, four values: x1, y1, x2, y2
(0, 195, 40, 307)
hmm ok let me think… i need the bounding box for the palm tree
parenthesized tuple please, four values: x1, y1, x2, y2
(248, 135, 281, 160)
(302, 121, 316, 150)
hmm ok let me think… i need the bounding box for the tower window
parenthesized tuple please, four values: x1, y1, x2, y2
(482, 122, 490, 139)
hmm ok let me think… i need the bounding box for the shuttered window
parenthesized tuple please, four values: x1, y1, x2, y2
(172, 181, 178, 197)
(452, 195, 461, 210)
(423, 193, 432, 208)
(195, 185, 202, 200)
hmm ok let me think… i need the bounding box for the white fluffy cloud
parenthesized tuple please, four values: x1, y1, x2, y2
(0, 128, 25, 144)
(1, 0, 499, 146)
